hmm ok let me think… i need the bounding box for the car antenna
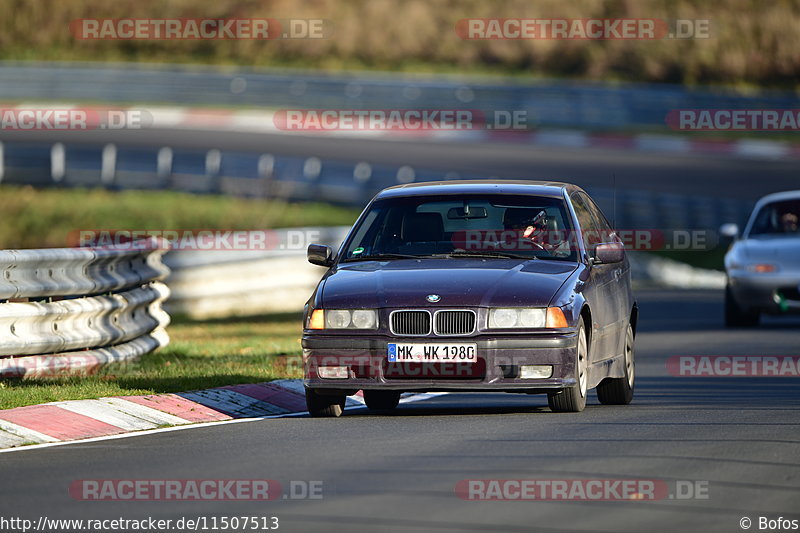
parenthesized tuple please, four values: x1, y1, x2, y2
(612, 172, 617, 229)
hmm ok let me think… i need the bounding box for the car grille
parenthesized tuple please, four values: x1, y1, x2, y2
(390, 310, 431, 336)
(390, 310, 476, 336)
(434, 310, 476, 336)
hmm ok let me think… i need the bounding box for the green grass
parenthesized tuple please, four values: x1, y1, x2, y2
(0, 185, 359, 249)
(0, 313, 305, 410)
(654, 247, 727, 271)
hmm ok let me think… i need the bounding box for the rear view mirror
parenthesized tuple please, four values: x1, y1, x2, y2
(593, 242, 625, 264)
(307, 244, 334, 267)
(447, 206, 488, 219)
(719, 223, 739, 239)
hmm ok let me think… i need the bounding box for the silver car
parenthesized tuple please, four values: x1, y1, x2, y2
(721, 190, 800, 327)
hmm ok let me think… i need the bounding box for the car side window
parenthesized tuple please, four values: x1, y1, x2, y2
(583, 195, 613, 233)
(571, 193, 598, 232)
(571, 193, 604, 250)
(580, 193, 616, 245)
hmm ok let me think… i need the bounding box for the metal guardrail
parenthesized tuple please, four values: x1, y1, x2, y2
(163, 227, 349, 319)
(0, 243, 170, 299)
(0, 238, 171, 377)
(0, 332, 169, 379)
(0, 139, 755, 230)
(0, 283, 170, 356)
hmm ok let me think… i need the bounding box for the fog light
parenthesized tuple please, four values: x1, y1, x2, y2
(318, 366, 349, 379)
(520, 365, 553, 379)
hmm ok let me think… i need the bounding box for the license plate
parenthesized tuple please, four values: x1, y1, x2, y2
(387, 343, 477, 363)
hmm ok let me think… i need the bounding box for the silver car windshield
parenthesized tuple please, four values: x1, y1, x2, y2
(748, 199, 800, 237)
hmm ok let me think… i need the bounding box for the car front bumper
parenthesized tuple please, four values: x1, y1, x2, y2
(302, 333, 579, 392)
(728, 272, 800, 314)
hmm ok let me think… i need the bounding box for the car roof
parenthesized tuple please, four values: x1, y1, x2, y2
(753, 190, 800, 207)
(375, 180, 582, 200)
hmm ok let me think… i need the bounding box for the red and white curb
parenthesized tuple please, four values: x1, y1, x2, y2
(0, 379, 440, 451)
(8, 103, 799, 161)
(157, 107, 800, 160)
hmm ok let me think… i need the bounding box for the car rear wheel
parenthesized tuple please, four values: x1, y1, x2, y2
(596, 323, 635, 405)
(725, 284, 760, 327)
(363, 390, 401, 411)
(305, 387, 346, 418)
(548, 317, 588, 413)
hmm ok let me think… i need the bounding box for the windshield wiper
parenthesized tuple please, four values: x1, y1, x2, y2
(446, 250, 537, 260)
(343, 253, 422, 262)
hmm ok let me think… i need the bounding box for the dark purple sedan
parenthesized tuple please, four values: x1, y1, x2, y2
(302, 180, 637, 416)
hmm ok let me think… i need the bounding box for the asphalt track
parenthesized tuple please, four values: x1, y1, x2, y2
(2, 127, 798, 200)
(1, 289, 798, 533)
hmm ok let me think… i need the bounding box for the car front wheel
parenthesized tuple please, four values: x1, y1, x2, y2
(305, 387, 346, 418)
(548, 317, 588, 413)
(725, 284, 760, 327)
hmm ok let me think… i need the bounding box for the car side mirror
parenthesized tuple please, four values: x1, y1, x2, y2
(593, 242, 625, 265)
(719, 223, 739, 239)
(307, 244, 334, 267)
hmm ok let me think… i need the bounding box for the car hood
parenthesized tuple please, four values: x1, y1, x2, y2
(738, 237, 800, 266)
(320, 258, 578, 309)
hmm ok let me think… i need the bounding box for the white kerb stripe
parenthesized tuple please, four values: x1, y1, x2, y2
(0, 429, 31, 448)
(98, 397, 193, 426)
(52, 400, 160, 432)
(0, 420, 60, 443)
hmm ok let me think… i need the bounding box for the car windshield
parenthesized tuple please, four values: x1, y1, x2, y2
(748, 199, 800, 237)
(341, 194, 579, 262)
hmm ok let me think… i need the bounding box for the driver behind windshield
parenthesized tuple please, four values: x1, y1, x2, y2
(503, 207, 571, 257)
(751, 201, 800, 235)
(780, 212, 798, 233)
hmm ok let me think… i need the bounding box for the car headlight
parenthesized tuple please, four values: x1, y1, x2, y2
(351, 309, 377, 329)
(487, 307, 568, 329)
(308, 309, 378, 330)
(488, 308, 546, 328)
(326, 310, 352, 328)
